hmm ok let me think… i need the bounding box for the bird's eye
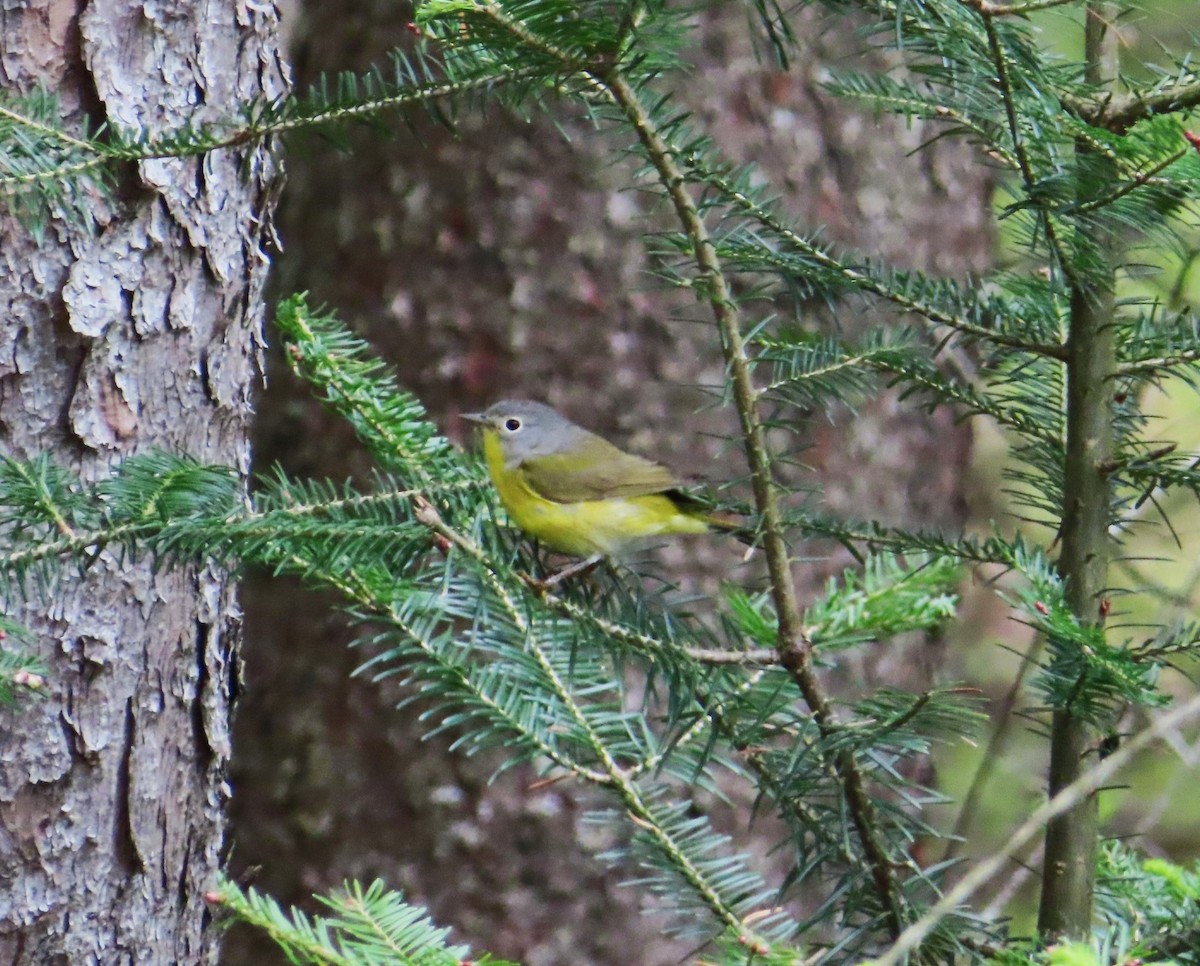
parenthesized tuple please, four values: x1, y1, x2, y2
(503, 417, 522, 432)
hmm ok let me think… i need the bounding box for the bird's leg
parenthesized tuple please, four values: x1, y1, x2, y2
(533, 554, 604, 592)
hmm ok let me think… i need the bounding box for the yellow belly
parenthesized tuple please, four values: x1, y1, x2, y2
(481, 433, 708, 556)
(504, 489, 709, 556)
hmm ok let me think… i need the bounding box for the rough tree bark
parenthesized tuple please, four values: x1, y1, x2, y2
(0, 3, 283, 962)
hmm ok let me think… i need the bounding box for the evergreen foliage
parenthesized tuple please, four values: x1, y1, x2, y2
(213, 877, 512, 966)
(0, 616, 47, 707)
(3, 0, 1200, 963)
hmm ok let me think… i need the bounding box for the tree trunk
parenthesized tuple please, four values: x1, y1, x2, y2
(226, 3, 989, 965)
(0, 3, 284, 962)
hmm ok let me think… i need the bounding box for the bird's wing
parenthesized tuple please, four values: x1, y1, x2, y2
(520, 435, 679, 503)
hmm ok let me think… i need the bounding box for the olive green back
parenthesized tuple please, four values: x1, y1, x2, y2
(520, 435, 678, 503)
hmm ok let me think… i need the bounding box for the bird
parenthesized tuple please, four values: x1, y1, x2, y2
(462, 399, 742, 568)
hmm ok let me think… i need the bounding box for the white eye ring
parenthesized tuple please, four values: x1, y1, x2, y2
(503, 417, 522, 432)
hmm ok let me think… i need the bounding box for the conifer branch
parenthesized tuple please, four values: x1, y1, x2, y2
(0, 104, 93, 153)
(408, 501, 777, 940)
(593, 63, 907, 945)
(704, 694, 862, 868)
(756, 330, 1065, 446)
(0, 71, 526, 197)
(0, 482, 471, 587)
(788, 514, 1020, 567)
(960, 0, 1077, 13)
(623, 698, 717, 783)
(1070, 146, 1189, 215)
(549, 593, 780, 666)
(681, 647, 778, 665)
(822, 81, 1019, 169)
(696, 163, 1069, 360)
(296, 528, 619, 787)
(0, 621, 48, 707)
(1119, 347, 1200, 377)
(1065, 77, 1200, 134)
(0, 154, 111, 197)
(8, 459, 76, 538)
(214, 877, 483, 966)
(975, 8, 1076, 290)
(1, 520, 149, 575)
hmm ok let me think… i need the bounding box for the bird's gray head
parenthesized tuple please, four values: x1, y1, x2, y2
(463, 399, 588, 465)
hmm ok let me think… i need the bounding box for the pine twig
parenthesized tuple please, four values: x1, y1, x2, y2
(0, 72, 528, 196)
(1065, 77, 1200, 134)
(960, 0, 1078, 14)
(596, 66, 907, 944)
(974, 7, 1076, 292)
(696, 162, 1069, 361)
(411, 499, 775, 941)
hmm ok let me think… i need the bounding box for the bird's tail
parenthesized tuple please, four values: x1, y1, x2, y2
(704, 510, 758, 547)
(669, 489, 757, 547)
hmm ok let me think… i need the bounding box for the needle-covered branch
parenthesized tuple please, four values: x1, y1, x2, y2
(588, 54, 909, 946)
(1065, 77, 1200, 134)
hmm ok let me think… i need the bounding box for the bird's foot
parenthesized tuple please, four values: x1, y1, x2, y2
(530, 554, 604, 593)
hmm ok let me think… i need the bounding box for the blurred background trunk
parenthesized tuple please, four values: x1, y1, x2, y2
(223, 2, 991, 963)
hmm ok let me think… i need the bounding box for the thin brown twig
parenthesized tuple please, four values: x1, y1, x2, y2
(1064, 77, 1200, 134)
(980, 839, 1042, 919)
(1119, 346, 1200, 377)
(683, 647, 779, 665)
(960, 0, 1077, 15)
(873, 689, 1200, 965)
(945, 628, 1044, 861)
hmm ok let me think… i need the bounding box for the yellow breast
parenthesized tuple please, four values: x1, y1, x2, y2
(480, 430, 708, 557)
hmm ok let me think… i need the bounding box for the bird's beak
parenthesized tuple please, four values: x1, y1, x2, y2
(461, 412, 487, 425)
